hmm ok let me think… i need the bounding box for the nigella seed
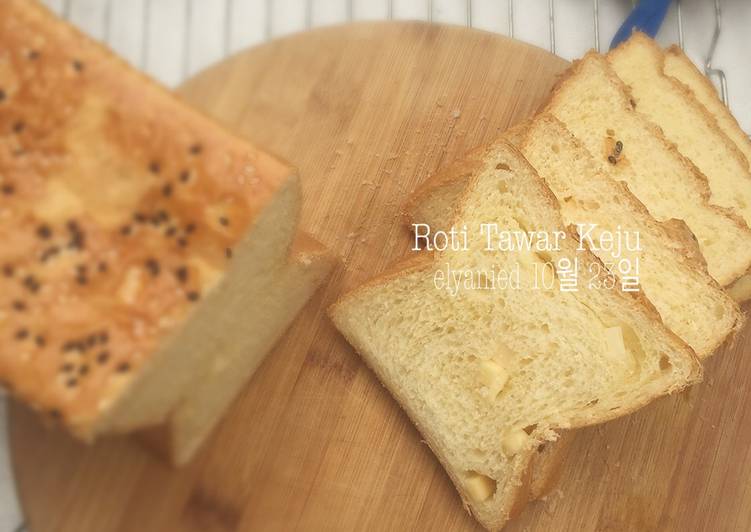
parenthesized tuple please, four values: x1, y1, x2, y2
(225, 248, 233, 259)
(66, 377, 78, 388)
(36, 224, 52, 239)
(187, 291, 200, 302)
(0, 89, 5, 102)
(179, 170, 191, 183)
(218, 217, 229, 227)
(615, 140, 623, 154)
(28, 50, 39, 60)
(120, 225, 132, 236)
(162, 183, 173, 197)
(12, 121, 25, 134)
(11, 300, 26, 311)
(175, 266, 188, 283)
(97, 351, 110, 364)
(60, 362, 75, 373)
(23, 275, 40, 293)
(98, 261, 108, 273)
(116, 361, 131, 373)
(2, 264, 14, 277)
(49, 409, 61, 420)
(145, 258, 160, 277)
(40, 245, 60, 262)
(185, 223, 196, 234)
(165, 226, 177, 238)
(189, 143, 202, 155)
(35, 335, 46, 348)
(72, 59, 84, 72)
(78, 364, 89, 376)
(149, 161, 161, 174)
(177, 238, 188, 248)
(133, 212, 146, 223)
(1, 183, 14, 195)
(608, 155, 617, 165)
(15, 328, 28, 341)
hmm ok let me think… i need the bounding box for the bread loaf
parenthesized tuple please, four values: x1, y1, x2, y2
(663, 45, 751, 302)
(0, 0, 313, 441)
(543, 52, 751, 288)
(331, 140, 701, 530)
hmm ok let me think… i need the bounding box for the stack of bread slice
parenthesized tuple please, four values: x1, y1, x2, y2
(332, 32, 750, 530)
(0, 0, 333, 465)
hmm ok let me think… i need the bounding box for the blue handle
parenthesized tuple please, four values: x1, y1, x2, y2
(610, 0, 672, 50)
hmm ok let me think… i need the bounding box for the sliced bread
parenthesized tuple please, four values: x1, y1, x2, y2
(543, 52, 751, 288)
(331, 140, 701, 530)
(0, 0, 310, 442)
(663, 45, 751, 302)
(608, 33, 751, 302)
(142, 233, 334, 465)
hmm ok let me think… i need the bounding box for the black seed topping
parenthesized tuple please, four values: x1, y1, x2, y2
(225, 248, 233, 259)
(36, 224, 52, 239)
(85, 334, 98, 348)
(120, 225, 132, 236)
(11, 300, 26, 312)
(72, 59, 85, 72)
(608, 155, 617, 164)
(12, 121, 25, 133)
(116, 362, 131, 373)
(35, 335, 46, 348)
(40, 245, 60, 262)
(177, 238, 188, 248)
(179, 170, 191, 183)
(15, 328, 28, 340)
(133, 212, 146, 223)
(162, 183, 173, 197)
(67, 223, 86, 250)
(49, 409, 61, 420)
(60, 362, 75, 373)
(75, 264, 88, 284)
(218, 217, 229, 227)
(28, 50, 39, 60)
(78, 364, 89, 376)
(99, 331, 109, 344)
(165, 226, 177, 237)
(175, 266, 188, 283)
(615, 140, 623, 154)
(66, 377, 78, 388)
(185, 223, 196, 234)
(97, 351, 110, 364)
(1, 183, 14, 195)
(145, 258, 160, 277)
(189, 143, 202, 155)
(67, 219, 80, 232)
(98, 261, 108, 273)
(0, 89, 5, 102)
(23, 275, 40, 293)
(2, 264, 13, 277)
(149, 161, 161, 174)
(187, 291, 200, 302)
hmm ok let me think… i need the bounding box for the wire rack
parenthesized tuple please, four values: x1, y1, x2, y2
(51, 0, 736, 106)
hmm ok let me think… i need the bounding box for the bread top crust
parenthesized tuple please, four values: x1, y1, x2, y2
(0, 1, 294, 427)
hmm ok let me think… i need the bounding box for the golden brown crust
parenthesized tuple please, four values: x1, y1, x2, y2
(0, 1, 294, 430)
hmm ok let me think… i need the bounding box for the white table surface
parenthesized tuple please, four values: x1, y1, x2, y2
(3, 1, 749, 531)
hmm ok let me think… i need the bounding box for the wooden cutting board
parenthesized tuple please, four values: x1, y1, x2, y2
(10, 21, 751, 532)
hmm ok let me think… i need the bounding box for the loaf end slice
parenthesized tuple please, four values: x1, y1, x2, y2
(142, 233, 335, 465)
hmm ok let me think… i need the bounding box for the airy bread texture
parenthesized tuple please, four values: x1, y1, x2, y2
(0, 0, 317, 441)
(663, 45, 751, 302)
(143, 233, 334, 465)
(543, 52, 751, 288)
(331, 141, 701, 530)
(608, 33, 751, 303)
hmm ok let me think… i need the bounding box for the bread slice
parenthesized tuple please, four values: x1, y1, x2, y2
(0, 0, 311, 441)
(142, 233, 334, 465)
(608, 33, 751, 303)
(663, 45, 751, 302)
(543, 52, 751, 288)
(331, 140, 701, 530)
(406, 115, 742, 359)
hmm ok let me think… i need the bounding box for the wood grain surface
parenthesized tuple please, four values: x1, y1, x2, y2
(9, 21, 751, 532)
